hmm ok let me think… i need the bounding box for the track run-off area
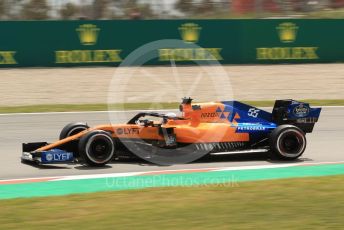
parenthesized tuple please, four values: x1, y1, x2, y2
(0, 107, 343, 199)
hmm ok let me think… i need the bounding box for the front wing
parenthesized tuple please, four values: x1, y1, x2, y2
(22, 142, 74, 164)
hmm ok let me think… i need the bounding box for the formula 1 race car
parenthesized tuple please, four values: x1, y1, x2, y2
(22, 98, 321, 166)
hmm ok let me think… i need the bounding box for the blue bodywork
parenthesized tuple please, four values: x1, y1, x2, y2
(219, 101, 275, 135)
(220, 100, 321, 136)
(287, 101, 321, 119)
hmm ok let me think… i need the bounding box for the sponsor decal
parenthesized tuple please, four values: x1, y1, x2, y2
(52, 152, 71, 161)
(42, 149, 73, 163)
(159, 23, 223, 61)
(116, 128, 124, 135)
(55, 24, 122, 64)
(45, 153, 53, 161)
(256, 22, 319, 60)
(297, 117, 318, 123)
(293, 104, 310, 117)
(201, 112, 218, 118)
(116, 128, 140, 135)
(237, 126, 266, 131)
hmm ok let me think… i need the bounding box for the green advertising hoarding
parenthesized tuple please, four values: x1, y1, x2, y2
(0, 19, 343, 67)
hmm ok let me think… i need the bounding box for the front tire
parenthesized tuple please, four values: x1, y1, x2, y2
(78, 130, 115, 166)
(59, 122, 89, 140)
(269, 125, 306, 160)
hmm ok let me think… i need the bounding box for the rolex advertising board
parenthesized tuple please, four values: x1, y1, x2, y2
(0, 19, 343, 67)
(242, 19, 344, 63)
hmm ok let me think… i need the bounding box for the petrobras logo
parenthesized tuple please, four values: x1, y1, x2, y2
(237, 126, 266, 131)
(293, 104, 310, 117)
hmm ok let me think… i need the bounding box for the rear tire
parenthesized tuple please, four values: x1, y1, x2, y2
(269, 125, 306, 160)
(78, 130, 115, 166)
(59, 122, 89, 140)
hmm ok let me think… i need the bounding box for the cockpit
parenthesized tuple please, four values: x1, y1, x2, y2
(127, 112, 186, 127)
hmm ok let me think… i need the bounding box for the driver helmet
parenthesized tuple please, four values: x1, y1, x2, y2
(166, 112, 177, 117)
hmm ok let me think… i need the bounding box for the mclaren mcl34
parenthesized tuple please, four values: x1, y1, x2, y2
(22, 98, 321, 166)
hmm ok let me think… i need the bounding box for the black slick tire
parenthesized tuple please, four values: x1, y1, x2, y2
(78, 130, 115, 166)
(269, 125, 307, 160)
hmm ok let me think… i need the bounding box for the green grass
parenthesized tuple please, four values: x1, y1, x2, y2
(0, 175, 344, 229)
(0, 99, 343, 114)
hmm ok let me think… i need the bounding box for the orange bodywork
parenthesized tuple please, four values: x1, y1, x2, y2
(37, 101, 249, 152)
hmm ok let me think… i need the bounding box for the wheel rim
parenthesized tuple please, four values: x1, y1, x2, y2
(277, 130, 305, 158)
(86, 134, 114, 164)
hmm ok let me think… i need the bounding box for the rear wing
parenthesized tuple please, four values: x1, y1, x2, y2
(272, 99, 321, 133)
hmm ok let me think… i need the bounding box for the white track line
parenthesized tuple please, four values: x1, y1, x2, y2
(52, 172, 144, 181)
(213, 164, 296, 171)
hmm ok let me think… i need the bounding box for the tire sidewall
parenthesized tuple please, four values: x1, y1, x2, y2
(78, 130, 115, 166)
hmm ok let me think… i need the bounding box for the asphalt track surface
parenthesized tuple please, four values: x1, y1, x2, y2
(0, 107, 343, 180)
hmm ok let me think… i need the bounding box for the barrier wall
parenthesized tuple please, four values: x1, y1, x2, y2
(0, 19, 343, 67)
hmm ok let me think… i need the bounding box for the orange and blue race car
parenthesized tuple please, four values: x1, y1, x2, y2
(22, 98, 321, 166)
